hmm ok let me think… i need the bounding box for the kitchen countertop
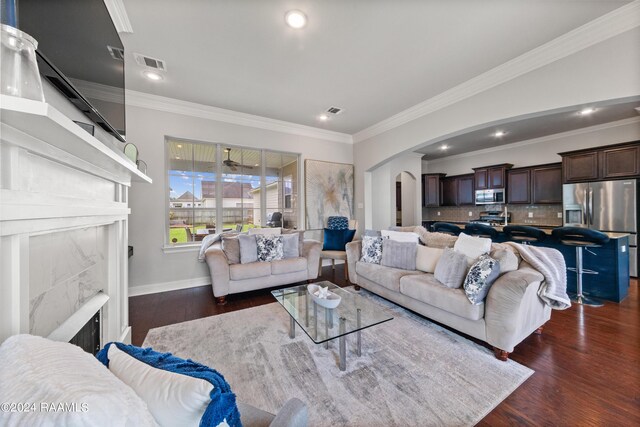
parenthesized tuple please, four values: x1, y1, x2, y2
(423, 220, 629, 239)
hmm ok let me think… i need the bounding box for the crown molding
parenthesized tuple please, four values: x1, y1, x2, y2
(104, 0, 133, 34)
(125, 90, 353, 143)
(354, 1, 640, 143)
(424, 116, 640, 164)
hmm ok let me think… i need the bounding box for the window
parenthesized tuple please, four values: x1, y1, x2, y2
(166, 139, 299, 245)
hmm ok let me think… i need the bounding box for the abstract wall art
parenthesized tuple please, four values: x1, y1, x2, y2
(305, 159, 354, 229)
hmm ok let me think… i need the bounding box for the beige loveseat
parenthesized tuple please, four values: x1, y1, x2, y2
(345, 233, 551, 360)
(205, 238, 322, 304)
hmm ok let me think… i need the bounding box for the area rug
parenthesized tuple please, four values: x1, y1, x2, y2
(143, 288, 533, 426)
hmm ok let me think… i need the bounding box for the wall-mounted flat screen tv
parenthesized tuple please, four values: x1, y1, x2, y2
(18, 0, 126, 142)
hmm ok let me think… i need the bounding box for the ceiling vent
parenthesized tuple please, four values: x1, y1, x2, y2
(326, 106, 343, 115)
(134, 53, 167, 71)
(107, 46, 124, 61)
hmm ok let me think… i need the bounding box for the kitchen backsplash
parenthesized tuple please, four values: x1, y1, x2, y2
(423, 204, 564, 226)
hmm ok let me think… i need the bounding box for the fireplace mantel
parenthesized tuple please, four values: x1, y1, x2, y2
(0, 95, 150, 345)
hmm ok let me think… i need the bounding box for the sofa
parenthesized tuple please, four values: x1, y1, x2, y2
(205, 232, 322, 304)
(0, 334, 308, 427)
(345, 231, 552, 360)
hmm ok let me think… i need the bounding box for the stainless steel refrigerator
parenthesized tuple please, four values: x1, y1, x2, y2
(563, 179, 637, 276)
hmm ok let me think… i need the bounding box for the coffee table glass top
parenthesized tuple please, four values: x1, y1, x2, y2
(271, 281, 393, 344)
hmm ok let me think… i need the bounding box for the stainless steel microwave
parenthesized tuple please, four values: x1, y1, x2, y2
(475, 189, 505, 205)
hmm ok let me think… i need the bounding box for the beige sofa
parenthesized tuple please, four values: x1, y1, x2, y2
(345, 238, 551, 360)
(205, 239, 322, 304)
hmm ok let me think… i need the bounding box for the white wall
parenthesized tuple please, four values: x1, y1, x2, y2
(355, 28, 640, 229)
(370, 154, 422, 230)
(423, 117, 640, 175)
(126, 105, 353, 292)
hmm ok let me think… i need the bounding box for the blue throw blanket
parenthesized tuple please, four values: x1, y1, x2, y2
(97, 342, 241, 427)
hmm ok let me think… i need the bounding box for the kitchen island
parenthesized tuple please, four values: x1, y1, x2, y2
(423, 220, 630, 302)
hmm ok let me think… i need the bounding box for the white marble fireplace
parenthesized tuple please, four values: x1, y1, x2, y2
(0, 94, 151, 345)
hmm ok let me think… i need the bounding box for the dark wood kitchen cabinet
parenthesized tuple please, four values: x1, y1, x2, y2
(422, 173, 446, 207)
(531, 163, 562, 204)
(473, 164, 513, 190)
(600, 144, 640, 179)
(560, 141, 640, 183)
(562, 151, 599, 182)
(507, 168, 531, 204)
(457, 174, 475, 205)
(441, 177, 458, 206)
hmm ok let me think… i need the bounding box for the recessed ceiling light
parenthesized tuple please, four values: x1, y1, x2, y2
(177, 144, 182, 148)
(143, 70, 163, 81)
(493, 131, 506, 138)
(318, 114, 329, 121)
(176, 156, 181, 159)
(285, 10, 307, 29)
(440, 145, 449, 151)
(579, 107, 596, 116)
(254, 164, 259, 167)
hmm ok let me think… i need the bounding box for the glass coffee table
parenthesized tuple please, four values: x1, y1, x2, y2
(271, 281, 393, 371)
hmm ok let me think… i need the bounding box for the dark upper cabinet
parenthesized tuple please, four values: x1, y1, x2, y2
(600, 145, 640, 179)
(457, 174, 475, 205)
(473, 164, 512, 190)
(532, 164, 562, 204)
(474, 168, 488, 190)
(563, 151, 599, 182)
(441, 177, 458, 206)
(561, 141, 640, 183)
(422, 173, 445, 207)
(507, 169, 531, 204)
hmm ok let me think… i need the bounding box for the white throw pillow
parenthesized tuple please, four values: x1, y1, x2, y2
(107, 345, 215, 427)
(248, 227, 281, 236)
(0, 335, 157, 427)
(381, 230, 420, 244)
(415, 245, 444, 273)
(453, 232, 492, 265)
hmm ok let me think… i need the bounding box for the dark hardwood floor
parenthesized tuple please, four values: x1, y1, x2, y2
(130, 265, 640, 425)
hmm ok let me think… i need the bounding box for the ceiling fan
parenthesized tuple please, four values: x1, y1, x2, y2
(223, 148, 253, 171)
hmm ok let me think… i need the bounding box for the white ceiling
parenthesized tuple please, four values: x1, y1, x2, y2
(120, 0, 631, 135)
(417, 99, 640, 159)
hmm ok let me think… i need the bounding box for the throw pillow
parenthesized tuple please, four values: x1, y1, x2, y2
(282, 233, 300, 259)
(463, 254, 501, 305)
(238, 234, 258, 264)
(255, 234, 284, 262)
(0, 335, 157, 427)
(415, 245, 444, 273)
(363, 229, 382, 237)
(221, 236, 240, 264)
(323, 228, 356, 251)
(248, 227, 281, 236)
(453, 232, 492, 265)
(282, 228, 305, 256)
(381, 239, 417, 270)
(491, 248, 519, 274)
(327, 216, 349, 230)
(97, 342, 241, 427)
(418, 229, 458, 248)
(360, 235, 387, 264)
(381, 229, 420, 244)
(433, 247, 469, 288)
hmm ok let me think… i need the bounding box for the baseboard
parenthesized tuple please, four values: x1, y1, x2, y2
(129, 276, 211, 297)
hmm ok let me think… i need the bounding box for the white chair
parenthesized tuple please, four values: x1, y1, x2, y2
(319, 219, 358, 281)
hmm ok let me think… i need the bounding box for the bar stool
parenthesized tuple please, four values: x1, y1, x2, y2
(503, 225, 546, 245)
(432, 222, 462, 236)
(464, 223, 498, 240)
(551, 227, 610, 307)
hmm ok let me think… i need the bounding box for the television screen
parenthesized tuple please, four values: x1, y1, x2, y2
(18, 0, 126, 141)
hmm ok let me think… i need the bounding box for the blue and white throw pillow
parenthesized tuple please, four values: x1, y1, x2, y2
(97, 342, 241, 427)
(361, 235, 387, 264)
(327, 216, 349, 230)
(463, 254, 501, 305)
(255, 234, 284, 262)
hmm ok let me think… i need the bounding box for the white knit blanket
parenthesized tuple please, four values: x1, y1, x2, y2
(198, 233, 223, 262)
(504, 242, 571, 310)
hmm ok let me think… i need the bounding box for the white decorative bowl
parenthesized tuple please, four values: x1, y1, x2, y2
(307, 284, 341, 309)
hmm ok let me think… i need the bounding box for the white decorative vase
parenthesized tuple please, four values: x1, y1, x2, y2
(1, 24, 44, 101)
